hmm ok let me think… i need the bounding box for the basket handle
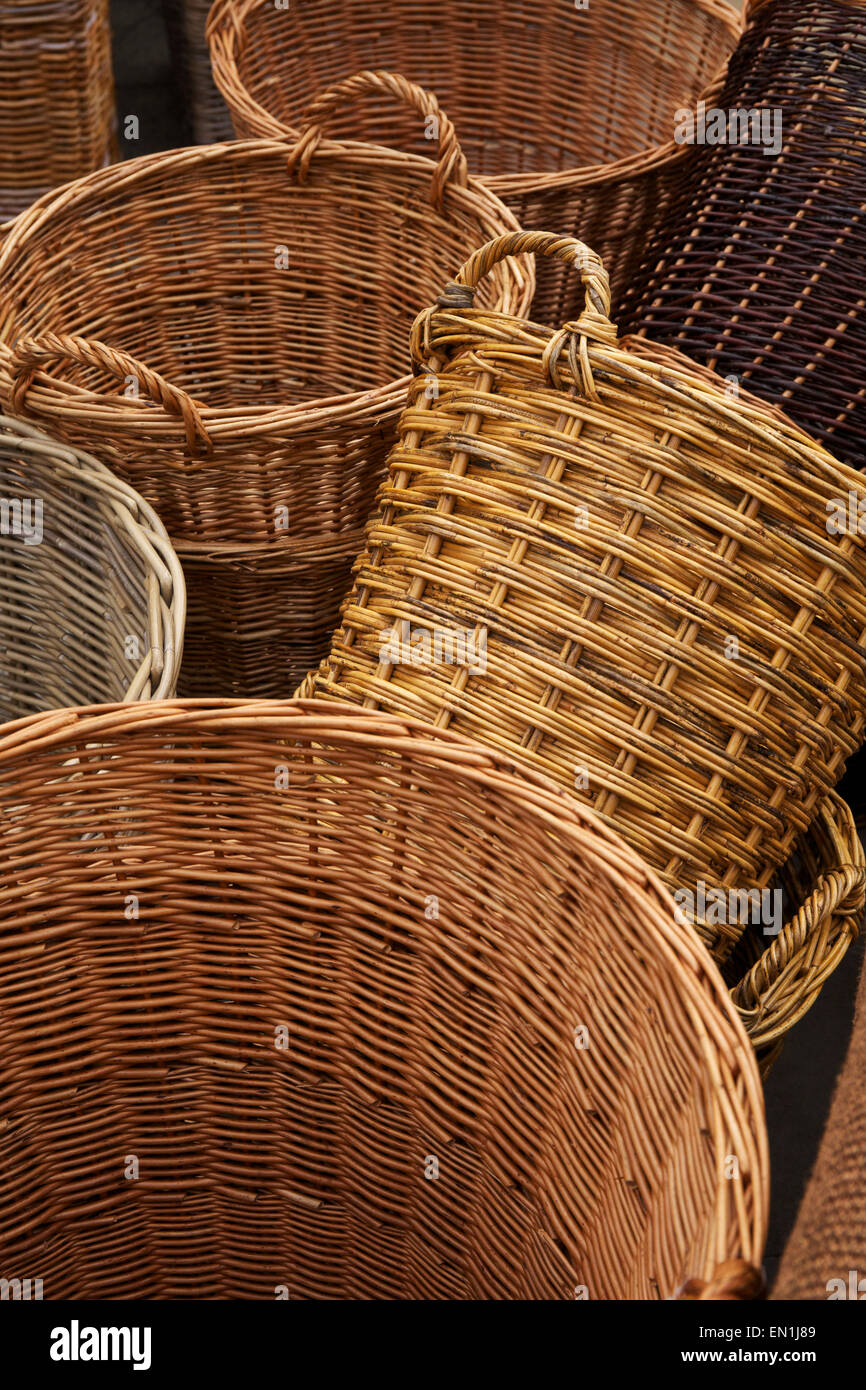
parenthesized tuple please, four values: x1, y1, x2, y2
(286, 69, 469, 211)
(5, 332, 213, 455)
(731, 791, 865, 1049)
(449, 229, 612, 321)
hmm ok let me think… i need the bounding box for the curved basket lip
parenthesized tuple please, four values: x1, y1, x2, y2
(0, 413, 186, 701)
(207, 0, 742, 197)
(0, 696, 769, 1280)
(0, 695, 759, 1040)
(0, 138, 530, 436)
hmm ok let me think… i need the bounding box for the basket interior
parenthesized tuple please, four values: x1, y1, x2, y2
(230, 0, 735, 175)
(0, 444, 148, 720)
(0, 148, 510, 411)
(0, 714, 743, 1299)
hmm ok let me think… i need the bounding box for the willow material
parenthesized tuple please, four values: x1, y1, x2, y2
(618, 0, 866, 472)
(161, 0, 234, 142)
(0, 699, 767, 1299)
(0, 415, 184, 718)
(207, 0, 739, 323)
(0, 73, 530, 696)
(300, 230, 866, 1041)
(0, 0, 116, 221)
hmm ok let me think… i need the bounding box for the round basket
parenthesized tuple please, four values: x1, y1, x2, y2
(0, 0, 117, 221)
(617, 0, 866, 473)
(0, 699, 767, 1300)
(207, 0, 740, 323)
(0, 414, 184, 717)
(161, 0, 235, 143)
(299, 230, 866, 1044)
(0, 72, 531, 697)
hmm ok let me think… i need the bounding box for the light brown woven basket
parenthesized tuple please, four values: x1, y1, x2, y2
(207, 0, 740, 322)
(162, 0, 235, 142)
(0, 414, 184, 716)
(0, 72, 532, 696)
(299, 229, 866, 1049)
(0, 699, 767, 1300)
(0, 0, 117, 221)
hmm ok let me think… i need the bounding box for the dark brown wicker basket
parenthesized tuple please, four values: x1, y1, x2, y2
(617, 0, 866, 472)
(208, 0, 740, 323)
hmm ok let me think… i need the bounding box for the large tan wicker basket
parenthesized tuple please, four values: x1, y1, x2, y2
(0, 73, 531, 697)
(0, 0, 117, 221)
(0, 414, 184, 716)
(0, 699, 767, 1300)
(207, 0, 740, 322)
(300, 230, 866, 1052)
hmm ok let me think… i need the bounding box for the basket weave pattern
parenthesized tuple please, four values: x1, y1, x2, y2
(301, 231, 866, 987)
(0, 415, 184, 717)
(207, 0, 740, 322)
(0, 0, 117, 221)
(0, 74, 531, 695)
(618, 0, 866, 471)
(0, 700, 767, 1299)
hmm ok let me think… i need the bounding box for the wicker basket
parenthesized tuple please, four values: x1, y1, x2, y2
(0, 414, 184, 716)
(161, 0, 234, 142)
(0, 0, 117, 222)
(0, 699, 767, 1299)
(299, 230, 866, 1043)
(207, 0, 740, 323)
(617, 0, 866, 473)
(0, 72, 531, 697)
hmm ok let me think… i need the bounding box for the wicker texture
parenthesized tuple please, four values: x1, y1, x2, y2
(0, 0, 117, 222)
(0, 73, 531, 696)
(162, 0, 234, 142)
(772, 943, 866, 1300)
(618, 0, 866, 471)
(0, 699, 767, 1299)
(0, 414, 184, 717)
(299, 230, 866, 1044)
(207, 0, 739, 323)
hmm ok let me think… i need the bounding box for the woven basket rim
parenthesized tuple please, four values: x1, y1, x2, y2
(0, 413, 186, 701)
(0, 135, 529, 434)
(0, 696, 763, 1057)
(207, 0, 742, 193)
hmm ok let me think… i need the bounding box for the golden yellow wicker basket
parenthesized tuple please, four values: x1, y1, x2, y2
(300, 230, 866, 1055)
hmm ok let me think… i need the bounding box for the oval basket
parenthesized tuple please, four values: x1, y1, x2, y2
(0, 414, 184, 716)
(0, 0, 117, 221)
(0, 699, 767, 1300)
(299, 230, 866, 1049)
(617, 0, 866, 473)
(0, 72, 531, 697)
(207, 0, 740, 322)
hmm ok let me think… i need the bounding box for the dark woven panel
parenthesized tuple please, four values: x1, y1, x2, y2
(617, 0, 866, 470)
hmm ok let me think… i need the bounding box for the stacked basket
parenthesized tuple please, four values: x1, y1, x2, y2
(299, 231, 866, 1061)
(207, 0, 741, 321)
(0, 0, 117, 221)
(0, 73, 532, 696)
